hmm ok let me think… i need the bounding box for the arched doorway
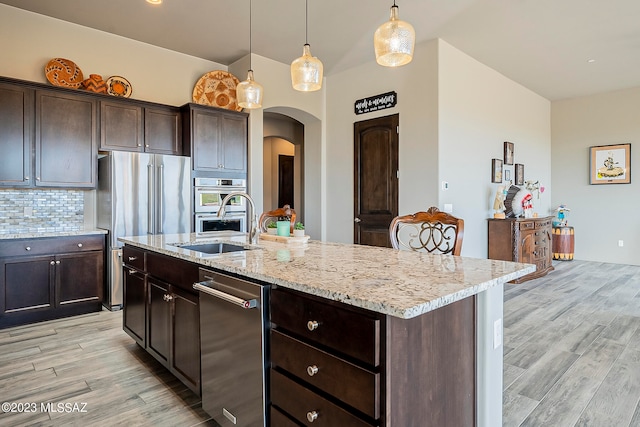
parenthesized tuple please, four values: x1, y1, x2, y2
(263, 112, 304, 225)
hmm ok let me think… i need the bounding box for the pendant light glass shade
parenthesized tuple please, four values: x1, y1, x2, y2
(237, 70, 263, 109)
(374, 3, 415, 67)
(291, 44, 323, 91)
(237, 0, 263, 109)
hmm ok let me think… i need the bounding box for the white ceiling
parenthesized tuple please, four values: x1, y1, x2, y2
(3, 0, 640, 101)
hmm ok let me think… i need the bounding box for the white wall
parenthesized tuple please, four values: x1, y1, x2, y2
(0, 4, 225, 106)
(325, 40, 440, 244)
(263, 137, 295, 210)
(438, 40, 552, 257)
(552, 87, 640, 265)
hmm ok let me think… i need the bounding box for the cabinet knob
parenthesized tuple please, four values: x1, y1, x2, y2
(50, 260, 55, 265)
(306, 411, 318, 423)
(56, 260, 60, 265)
(163, 294, 173, 302)
(25, 176, 29, 180)
(77, 243, 83, 248)
(145, 144, 149, 148)
(137, 144, 142, 147)
(307, 320, 319, 331)
(36, 177, 40, 181)
(307, 365, 319, 377)
(25, 246, 31, 251)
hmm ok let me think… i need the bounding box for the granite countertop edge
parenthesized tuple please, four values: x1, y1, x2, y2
(0, 229, 109, 240)
(119, 233, 536, 319)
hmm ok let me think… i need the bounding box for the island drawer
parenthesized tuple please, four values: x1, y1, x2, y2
(146, 251, 199, 293)
(271, 369, 377, 427)
(271, 329, 380, 419)
(122, 246, 145, 271)
(270, 288, 381, 367)
(0, 235, 104, 257)
(270, 406, 299, 427)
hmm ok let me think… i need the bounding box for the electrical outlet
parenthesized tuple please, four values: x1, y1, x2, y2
(444, 203, 453, 213)
(619, 240, 624, 247)
(493, 318, 502, 349)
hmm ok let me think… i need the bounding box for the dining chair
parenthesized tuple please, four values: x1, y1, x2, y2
(389, 206, 464, 255)
(258, 204, 297, 233)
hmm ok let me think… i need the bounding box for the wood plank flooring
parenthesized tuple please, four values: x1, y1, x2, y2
(0, 310, 217, 427)
(1, 259, 637, 426)
(504, 260, 640, 427)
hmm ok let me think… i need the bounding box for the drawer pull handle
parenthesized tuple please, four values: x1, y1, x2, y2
(77, 243, 83, 248)
(128, 256, 138, 261)
(163, 294, 173, 302)
(307, 411, 318, 422)
(129, 269, 136, 275)
(307, 365, 319, 376)
(307, 320, 319, 331)
(25, 246, 31, 251)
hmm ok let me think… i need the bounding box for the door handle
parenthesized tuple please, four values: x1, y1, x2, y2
(354, 218, 362, 223)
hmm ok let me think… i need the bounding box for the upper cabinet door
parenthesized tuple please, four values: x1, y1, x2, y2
(145, 106, 181, 155)
(191, 108, 222, 172)
(100, 100, 143, 152)
(35, 90, 98, 188)
(220, 113, 248, 175)
(0, 83, 32, 186)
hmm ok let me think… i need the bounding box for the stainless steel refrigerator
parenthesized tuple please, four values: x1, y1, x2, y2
(97, 151, 191, 310)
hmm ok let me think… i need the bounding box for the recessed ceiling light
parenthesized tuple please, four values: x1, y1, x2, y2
(146, 0, 162, 4)
(587, 59, 596, 63)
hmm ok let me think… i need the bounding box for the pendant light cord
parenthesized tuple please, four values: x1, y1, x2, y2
(305, 0, 308, 45)
(249, 0, 252, 70)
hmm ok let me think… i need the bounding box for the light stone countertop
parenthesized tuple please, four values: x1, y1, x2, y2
(119, 232, 535, 319)
(0, 229, 108, 240)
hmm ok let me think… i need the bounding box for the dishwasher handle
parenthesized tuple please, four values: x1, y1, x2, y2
(194, 281, 258, 309)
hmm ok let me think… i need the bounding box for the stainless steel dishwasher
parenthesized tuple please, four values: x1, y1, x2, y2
(193, 268, 269, 426)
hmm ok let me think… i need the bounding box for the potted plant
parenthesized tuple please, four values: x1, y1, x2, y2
(293, 222, 305, 237)
(266, 222, 278, 235)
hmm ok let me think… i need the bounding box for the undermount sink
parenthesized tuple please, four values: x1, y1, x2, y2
(173, 242, 250, 255)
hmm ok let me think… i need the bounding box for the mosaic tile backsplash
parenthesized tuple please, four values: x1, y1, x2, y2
(0, 189, 84, 234)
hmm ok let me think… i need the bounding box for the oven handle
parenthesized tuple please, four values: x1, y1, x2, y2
(196, 213, 246, 219)
(195, 186, 248, 192)
(193, 281, 258, 309)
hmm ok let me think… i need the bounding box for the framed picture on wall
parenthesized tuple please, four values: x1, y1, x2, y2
(514, 163, 524, 185)
(504, 141, 514, 165)
(491, 158, 503, 183)
(589, 143, 631, 184)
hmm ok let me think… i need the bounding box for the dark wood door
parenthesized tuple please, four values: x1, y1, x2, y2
(220, 112, 248, 174)
(100, 100, 143, 152)
(191, 108, 222, 172)
(123, 267, 147, 347)
(0, 256, 54, 315)
(354, 114, 399, 247)
(35, 90, 97, 188)
(55, 251, 103, 306)
(148, 278, 171, 363)
(145, 106, 181, 155)
(0, 83, 32, 187)
(171, 286, 200, 393)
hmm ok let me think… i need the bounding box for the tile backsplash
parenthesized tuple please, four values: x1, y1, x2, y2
(0, 189, 84, 234)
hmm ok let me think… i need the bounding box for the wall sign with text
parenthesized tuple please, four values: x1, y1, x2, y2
(354, 91, 397, 115)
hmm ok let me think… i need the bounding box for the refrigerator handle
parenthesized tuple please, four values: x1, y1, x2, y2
(157, 164, 164, 234)
(148, 163, 154, 234)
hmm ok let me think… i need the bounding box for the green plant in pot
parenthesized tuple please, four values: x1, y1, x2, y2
(266, 221, 278, 235)
(293, 222, 305, 237)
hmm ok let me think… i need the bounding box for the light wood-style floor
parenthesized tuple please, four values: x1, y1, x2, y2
(1, 260, 638, 426)
(0, 310, 216, 427)
(504, 260, 640, 426)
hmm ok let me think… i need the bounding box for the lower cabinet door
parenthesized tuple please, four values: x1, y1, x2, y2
(123, 267, 147, 347)
(171, 287, 200, 393)
(148, 279, 171, 363)
(0, 255, 53, 315)
(55, 251, 103, 306)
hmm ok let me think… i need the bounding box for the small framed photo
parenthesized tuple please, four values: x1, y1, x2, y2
(504, 169, 511, 182)
(589, 143, 631, 184)
(514, 163, 524, 185)
(504, 141, 514, 165)
(491, 158, 503, 183)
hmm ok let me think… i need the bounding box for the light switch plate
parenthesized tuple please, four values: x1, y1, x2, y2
(444, 203, 453, 213)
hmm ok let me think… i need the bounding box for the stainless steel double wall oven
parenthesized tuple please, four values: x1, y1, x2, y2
(194, 178, 247, 233)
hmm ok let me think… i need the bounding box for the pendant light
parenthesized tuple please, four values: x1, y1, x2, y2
(237, 0, 263, 109)
(374, 0, 415, 67)
(291, 0, 323, 91)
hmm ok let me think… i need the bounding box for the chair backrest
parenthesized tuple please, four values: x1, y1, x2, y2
(389, 206, 464, 255)
(258, 205, 297, 233)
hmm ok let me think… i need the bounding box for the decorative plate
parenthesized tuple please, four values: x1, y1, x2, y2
(44, 58, 84, 89)
(106, 76, 133, 98)
(192, 70, 242, 111)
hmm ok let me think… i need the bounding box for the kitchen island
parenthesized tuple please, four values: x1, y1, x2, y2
(119, 232, 534, 427)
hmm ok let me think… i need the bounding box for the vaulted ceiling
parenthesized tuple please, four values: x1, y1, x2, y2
(3, 0, 640, 101)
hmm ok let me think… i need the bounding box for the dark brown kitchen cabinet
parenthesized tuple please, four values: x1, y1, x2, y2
(270, 287, 477, 427)
(0, 235, 105, 329)
(0, 82, 32, 186)
(122, 245, 201, 395)
(35, 90, 98, 188)
(182, 103, 248, 177)
(99, 101, 181, 155)
(488, 217, 554, 283)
